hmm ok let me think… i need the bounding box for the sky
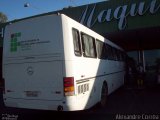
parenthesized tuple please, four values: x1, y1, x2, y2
(0, 0, 106, 21)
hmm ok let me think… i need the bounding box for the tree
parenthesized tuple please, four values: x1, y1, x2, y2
(0, 12, 8, 23)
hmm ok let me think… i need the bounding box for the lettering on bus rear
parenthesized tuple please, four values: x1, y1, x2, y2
(10, 32, 50, 52)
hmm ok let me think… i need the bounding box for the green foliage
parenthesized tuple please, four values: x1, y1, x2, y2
(0, 12, 8, 23)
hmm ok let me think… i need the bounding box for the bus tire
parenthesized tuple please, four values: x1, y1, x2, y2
(100, 82, 108, 108)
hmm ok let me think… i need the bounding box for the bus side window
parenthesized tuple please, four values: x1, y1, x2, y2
(116, 49, 120, 61)
(122, 52, 126, 61)
(112, 47, 118, 61)
(81, 33, 97, 58)
(72, 28, 82, 56)
(106, 45, 114, 60)
(96, 39, 107, 59)
(119, 50, 124, 61)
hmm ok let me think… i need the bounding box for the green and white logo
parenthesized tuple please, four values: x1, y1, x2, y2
(10, 32, 50, 52)
(10, 32, 21, 52)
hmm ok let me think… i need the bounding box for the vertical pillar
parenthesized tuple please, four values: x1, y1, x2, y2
(137, 50, 145, 72)
(142, 50, 145, 72)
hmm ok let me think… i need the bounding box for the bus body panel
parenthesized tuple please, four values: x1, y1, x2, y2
(3, 15, 64, 59)
(3, 14, 126, 111)
(61, 14, 125, 110)
(61, 15, 125, 109)
(4, 61, 63, 100)
(3, 14, 65, 106)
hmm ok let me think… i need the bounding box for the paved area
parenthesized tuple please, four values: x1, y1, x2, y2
(0, 85, 160, 120)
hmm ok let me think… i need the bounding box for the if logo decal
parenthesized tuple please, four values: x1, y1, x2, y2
(10, 32, 21, 52)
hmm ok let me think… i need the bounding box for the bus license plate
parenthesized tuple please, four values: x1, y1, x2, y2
(26, 91, 39, 97)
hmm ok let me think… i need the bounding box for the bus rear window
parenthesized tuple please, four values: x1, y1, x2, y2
(72, 28, 81, 56)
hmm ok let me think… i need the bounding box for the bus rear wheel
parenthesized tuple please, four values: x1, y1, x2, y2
(100, 82, 108, 108)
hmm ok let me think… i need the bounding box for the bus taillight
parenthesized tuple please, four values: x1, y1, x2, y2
(63, 77, 75, 96)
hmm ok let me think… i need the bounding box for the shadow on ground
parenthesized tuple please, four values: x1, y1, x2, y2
(1, 85, 160, 120)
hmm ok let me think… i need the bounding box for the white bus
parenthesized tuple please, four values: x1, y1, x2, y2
(2, 14, 126, 111)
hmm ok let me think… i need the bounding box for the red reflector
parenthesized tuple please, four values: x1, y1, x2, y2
(64, 77, 74, 87)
